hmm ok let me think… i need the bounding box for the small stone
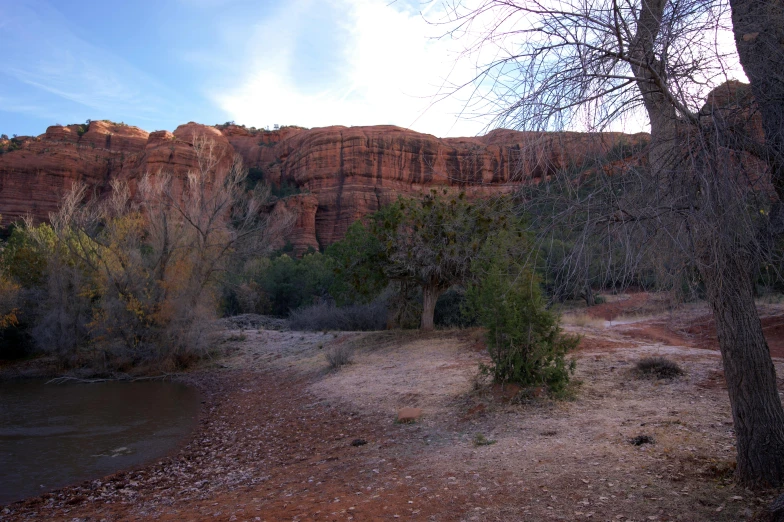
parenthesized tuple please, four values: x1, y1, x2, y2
(397, 407, 422, 423)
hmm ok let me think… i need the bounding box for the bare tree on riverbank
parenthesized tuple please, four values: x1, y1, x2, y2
(28, 134, 286, 368)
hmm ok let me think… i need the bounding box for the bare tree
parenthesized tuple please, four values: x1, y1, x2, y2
(730, 0, 784, 191)
(30, 134, 282, 368)
(438, 0, 784, 486)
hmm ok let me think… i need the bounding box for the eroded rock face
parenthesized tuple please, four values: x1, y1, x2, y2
(221, 124, 641, 247)
(701, 80, 764, 141)
(0, 121, 234, 225)
(266, 193, 319, 254)
(0, 120, 644, 252)
(0, 121, 148, 222)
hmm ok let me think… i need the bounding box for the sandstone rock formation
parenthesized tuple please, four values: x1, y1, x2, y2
(0, 121, 148, 222)
(0, 119, 646, 252)
(221, 124, 645, 247)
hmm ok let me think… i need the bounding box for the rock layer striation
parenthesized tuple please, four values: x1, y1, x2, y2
(0, 120, 645, 251)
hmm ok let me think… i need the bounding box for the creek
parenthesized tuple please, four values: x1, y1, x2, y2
(0, 379, 200, 505)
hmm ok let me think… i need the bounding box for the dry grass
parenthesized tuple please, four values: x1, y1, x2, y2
(562, 312, 606, 328)
(324, 343, 353, 369)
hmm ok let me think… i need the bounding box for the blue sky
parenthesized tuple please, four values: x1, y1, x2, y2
(1, 0, 745, 139)
(0, 0, 495, 138)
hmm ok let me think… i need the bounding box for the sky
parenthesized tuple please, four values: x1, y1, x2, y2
(0, 0, 745, 139)
(0, 0, 498, 139)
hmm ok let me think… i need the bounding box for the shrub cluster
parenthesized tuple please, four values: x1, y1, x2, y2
(325, 342, 353, 369)
(0, 136, 271, 370)
(288, 300, 387, 331)
(635, 356, 684, 379)
(468, 231, 579, 393)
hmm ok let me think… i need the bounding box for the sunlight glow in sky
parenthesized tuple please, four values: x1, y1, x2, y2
(0, 0, 745, 139)
(0, 0, 493, 138)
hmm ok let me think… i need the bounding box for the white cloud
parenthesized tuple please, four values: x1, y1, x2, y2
(219, 0, 754, 137)
(214, 0, 492, 137)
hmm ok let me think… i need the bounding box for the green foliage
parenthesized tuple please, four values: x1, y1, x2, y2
(472, 433, 497, 446)
(246, 167, 266, 189)
(326, 221, 387, 305)
(468, 230, 578, 392)
(0, 247, 23, 359)
(434, 287, 476, 328)
(526, 171, 659, 303)
(0, 225, 53, 287)
(365, 190, 522, 329)
(326, 191, 526, 330)
(368, 190, 498, 288)
(256, 252, 336, 316)
(0, 223, 60, 359)
(0, 137, 22, 154)
(243, 167, 300, 197)
(271, 179, 301, 199)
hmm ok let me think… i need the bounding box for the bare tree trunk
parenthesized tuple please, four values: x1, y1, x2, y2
(701, 254, 784, 487)
(582, 285, 596, 307)
(730, 0, 784, 196)
(723, 0, 784, 487)
(421, 283, 441, 331)
(633, 0, 784, 487)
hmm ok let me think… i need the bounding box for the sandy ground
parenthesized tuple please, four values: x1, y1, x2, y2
(3, 296, 784, 521)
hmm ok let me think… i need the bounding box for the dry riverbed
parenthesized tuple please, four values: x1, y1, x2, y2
(2, 299, 784, 521)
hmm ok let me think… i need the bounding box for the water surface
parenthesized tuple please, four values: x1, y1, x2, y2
(0, 379, 201, 505)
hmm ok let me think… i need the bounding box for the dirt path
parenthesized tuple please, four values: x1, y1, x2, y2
(3, 311, 784, 521)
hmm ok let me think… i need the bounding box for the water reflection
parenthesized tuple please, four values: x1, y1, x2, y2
(0, 379, 200, 504)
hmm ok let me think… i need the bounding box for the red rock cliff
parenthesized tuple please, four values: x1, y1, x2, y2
(221, 124, 642, 247)
(0, 120, 644, 252)
(0, 121, 148, 222)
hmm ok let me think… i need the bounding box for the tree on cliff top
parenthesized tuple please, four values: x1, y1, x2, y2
(440, 0, 784, 486)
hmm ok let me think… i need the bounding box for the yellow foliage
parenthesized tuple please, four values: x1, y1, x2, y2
(0, 276, 20, 329)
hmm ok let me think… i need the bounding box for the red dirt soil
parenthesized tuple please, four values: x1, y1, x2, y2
(584, 292, 657, 321)
(5, 303, 784, 520)
(585, 293, 784, 358)
(2, 369, 479, 521)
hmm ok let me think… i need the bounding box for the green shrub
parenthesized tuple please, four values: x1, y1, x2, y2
(0, 137, 22, 154)
(473, 433, 497, 446)
(254, 252, 336, 316)
(271, 179, 301, 199)
(245, 167, 265, 189)
(326, 220, 388, 305)
(0, 225, 51, 287)
(434, 287, 476, 328)
(468, 231, 578, 393)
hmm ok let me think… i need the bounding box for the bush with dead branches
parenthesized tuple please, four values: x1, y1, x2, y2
(22, 133, 281, 370)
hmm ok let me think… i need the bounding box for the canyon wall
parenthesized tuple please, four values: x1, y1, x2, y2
(0, 119, 645, 252)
